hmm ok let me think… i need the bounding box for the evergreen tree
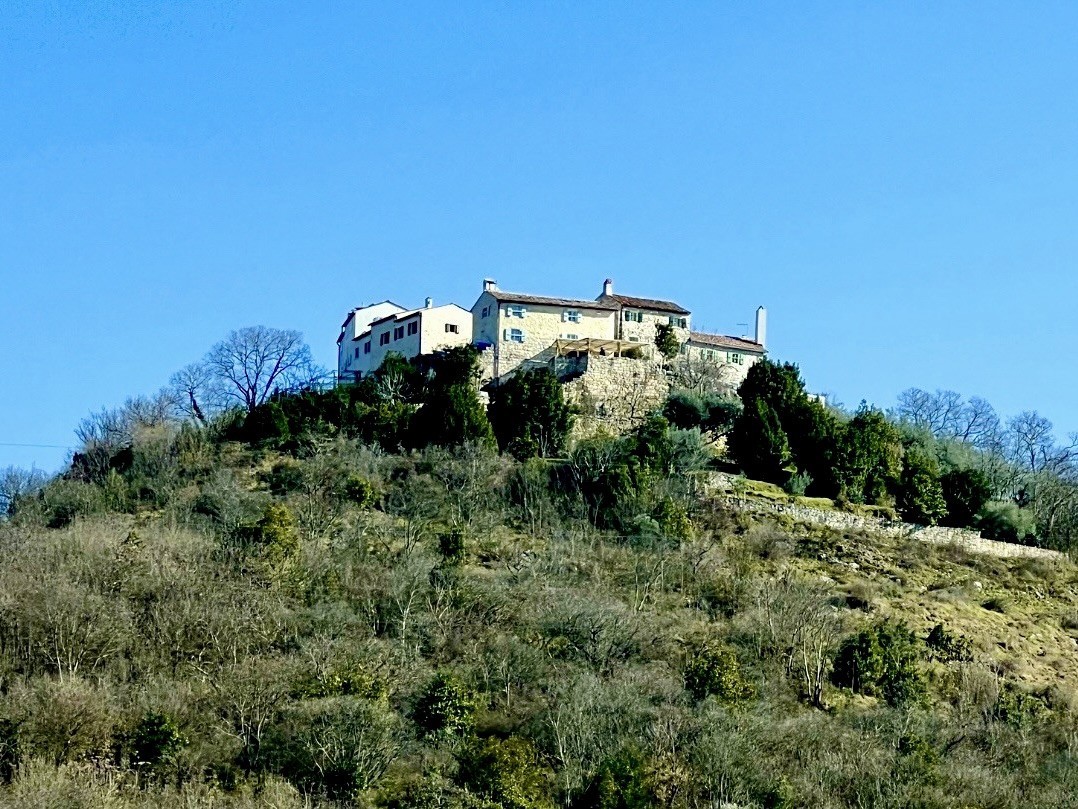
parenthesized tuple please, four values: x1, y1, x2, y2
(488, 368, 574, 459)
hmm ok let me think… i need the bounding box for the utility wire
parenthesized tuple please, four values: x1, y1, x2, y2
(0, 442, 74, 450)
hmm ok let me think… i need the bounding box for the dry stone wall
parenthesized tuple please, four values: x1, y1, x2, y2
(562, 354, 671, 438)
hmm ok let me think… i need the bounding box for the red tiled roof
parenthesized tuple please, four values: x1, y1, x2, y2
(488, 291, 619, 310)
(688, 331, 765, 352)
(601, 293, 690, 315)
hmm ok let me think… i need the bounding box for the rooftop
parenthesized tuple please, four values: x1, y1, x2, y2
(688, 331, 765, 352)
(600, 293, 690, 315)
(486, 290, 619, 311)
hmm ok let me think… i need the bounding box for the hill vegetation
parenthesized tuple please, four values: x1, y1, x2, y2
(3, 332, 1078, 807)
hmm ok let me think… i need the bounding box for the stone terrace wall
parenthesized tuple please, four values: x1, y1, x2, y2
(697, 472, 1061, 561)
(562, 354, 671, 438)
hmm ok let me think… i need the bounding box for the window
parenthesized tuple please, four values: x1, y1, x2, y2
(364, 341, 371, 354)
(407, 321, 418, 336)
(628, 336, 639, 342)
(563, 309, 581, 323)
(668, 316, 687, 328)
(504, 328, 525, 343)
(623, 310, 643, 322)
(701, 348, 715, 360)
(379, 333, 390, 346)
(481, 305, 491, 318)
(726, 352, 744, 365)
(393, 326, 404, 340)
(445, 323, 459, 333)
(354, 347, 360, 358)
(561, 333, 579, 340)
(506, 305, 527, 318)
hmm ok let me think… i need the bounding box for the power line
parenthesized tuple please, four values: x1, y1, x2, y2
(0, 442, 74, 450)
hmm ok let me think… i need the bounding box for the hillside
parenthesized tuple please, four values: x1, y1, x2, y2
(3, 422, 1078, 808)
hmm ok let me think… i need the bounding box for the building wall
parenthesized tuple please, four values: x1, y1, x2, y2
(338, 301, 406, 379)
(419, 305, 473, 354)
(472, 292, 616, 379)
(366, 314, 421, 375)
(561, 354, 671, 438)
(615, 308, 691, 346)
(683, 343, 764, 389)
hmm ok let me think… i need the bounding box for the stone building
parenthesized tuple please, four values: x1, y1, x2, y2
(471, 279, 619, 381)
(595, 278, 692, 345)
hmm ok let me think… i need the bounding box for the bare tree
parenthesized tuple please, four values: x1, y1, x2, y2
(169, 362, 215, 424)
(894, 388, 964, 436)
(0, 466, 48, 516)
(204, 326, 324, 413)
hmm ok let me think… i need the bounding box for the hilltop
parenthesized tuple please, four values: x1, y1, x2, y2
(3, 340, 1078, 807)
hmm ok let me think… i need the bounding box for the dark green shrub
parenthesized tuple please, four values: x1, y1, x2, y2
(438, 528, 466, 565)
(925, 623, 973, 663)
(940, 468, 992, 527)
(831, 620, 925, 706)
(977, 501, 1037, 544)
(992, 682, 1047, 729)
(458, 735, 553, 809)
(0, 719, 18, 784)
(263, 458, 304, 495)
(577, 745, 651, 809)
(265, 697, 401, 799)
(896, 446, 947, 525)
(684, 642, 754, 702)
(125, 712, 184, 773)
(343, 473, 377, 508)
(413, 673, 474, 738)
(488, 368, 573, 459)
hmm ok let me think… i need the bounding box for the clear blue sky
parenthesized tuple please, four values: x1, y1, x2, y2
(4, 2, 1078, 472)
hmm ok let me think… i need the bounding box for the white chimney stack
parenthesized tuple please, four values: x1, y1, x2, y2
(602, 278, 613, 296)
(483, 278, 497, 292)
(425, 297, 433, 309)
(755, 306, 767, 348)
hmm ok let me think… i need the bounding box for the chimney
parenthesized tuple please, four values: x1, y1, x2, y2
(425, 297, 433, 309)
(483, 278, 497, 292)
(602, 278, 613, 297)
(755, 306, 767, 348)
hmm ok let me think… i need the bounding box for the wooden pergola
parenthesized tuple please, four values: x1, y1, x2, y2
(551, 337, 645, 358)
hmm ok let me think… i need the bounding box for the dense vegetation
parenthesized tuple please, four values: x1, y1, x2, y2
(3, 336, 1078, 806)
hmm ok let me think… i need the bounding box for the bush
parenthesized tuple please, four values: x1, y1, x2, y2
(488, 369, 573, 459)
(924, 623, 973, 663)
(831, 620, 925, 706)
(413, 673, 475, 738)
(457, 735, 553, 809)
(977, 501, 1037, 544)
(125, 712, 185, 774)
(684, 642, 754, 703)
(940, 467, 992, 527)
(265, 697, 402, 799)
(895, 446, 947, 525)
(577, 745, 652, 809)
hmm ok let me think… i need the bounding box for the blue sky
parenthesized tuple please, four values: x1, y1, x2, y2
(3, 2, 1078, 472)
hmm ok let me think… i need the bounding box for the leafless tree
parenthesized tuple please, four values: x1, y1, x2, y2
(204, 326, 324, 412)
(1005, 411, 1072, 475)
(169, 362, 215, 424)
(0, 466, 49, 516)
(669, 353, 738, 396)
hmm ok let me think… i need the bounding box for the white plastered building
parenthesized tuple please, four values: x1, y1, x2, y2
(337, 298, 473, 381)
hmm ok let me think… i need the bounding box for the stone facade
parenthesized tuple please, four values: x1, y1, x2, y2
(561, 354, 671, 438)
(471, 288, 617, 381)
